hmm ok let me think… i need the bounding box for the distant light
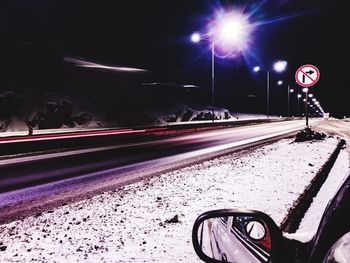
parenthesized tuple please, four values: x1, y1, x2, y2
(64, 57, 148, 73)
(308, 94, 314, 98)
(273, 60, 288, 73)
(302, 88, 309, 93)
(142, 82, 158, 86)
(183, 84, 199, 88)
(277, 80, 283, 85)
(191, 32, 201, 43)
(253, 66, 261, 72)
(81, 65, 147, 72)
(303, 99, 306, 102)
(297, 94, 302, 98)
(312, 98, 316, 102)
(290, 88, 294, 93)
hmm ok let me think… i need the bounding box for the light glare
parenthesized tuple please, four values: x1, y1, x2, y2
(253, 66, 260, 72)
(273, 60, 288, 72)
(191, 33, 201, 43)
(211, 10, 254, 54)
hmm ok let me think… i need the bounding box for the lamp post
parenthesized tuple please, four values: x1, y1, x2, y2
(288, 87, 294, 117)
(267, 71, 270, 118)
(191, 9, 254, 122)
(253, 60, 287, 118)
(211, 41, 215, 121)
(297, 94, 302, 117)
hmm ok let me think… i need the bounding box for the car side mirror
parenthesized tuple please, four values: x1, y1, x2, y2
(192, 209, 283, 263)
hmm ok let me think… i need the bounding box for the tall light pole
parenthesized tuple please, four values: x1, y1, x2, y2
(211, 41, 215, 121)
(191, 10, 254, 122)
(288, 87, 294, 117)
(267, 71, 270, 119)
(297, 94, 302, 117)
(253, 60, 287, 118)
(192, 32, 216, 121)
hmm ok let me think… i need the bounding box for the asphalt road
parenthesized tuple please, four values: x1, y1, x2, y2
(0, 119, 319, 223)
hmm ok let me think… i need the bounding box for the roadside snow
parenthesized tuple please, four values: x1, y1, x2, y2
(296, 148, 350, 237)
(0, 137, 341, 262)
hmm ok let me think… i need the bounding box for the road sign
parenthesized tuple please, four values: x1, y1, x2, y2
(295, 64, 320, 87)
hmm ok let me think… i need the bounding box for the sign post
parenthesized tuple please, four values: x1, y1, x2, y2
(295, 64, 320, 127)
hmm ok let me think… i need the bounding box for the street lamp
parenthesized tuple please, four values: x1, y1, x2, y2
(302, 87, 309, 126)
(297, 94, 302, 117)
(191, 33, 201, 43)
(287, 87, 294, 117)
(253, 60, 288, 118)
(253, 66, 260, 72)
(191, 10, 254, 121)
(277, 80, 283, 86)
(274, 60, 288, 72)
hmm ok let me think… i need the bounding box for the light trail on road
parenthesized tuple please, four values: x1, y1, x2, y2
(0, 119, 320, 222)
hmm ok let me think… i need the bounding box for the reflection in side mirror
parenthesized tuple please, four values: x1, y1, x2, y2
(192, 209, 282, 263)
(246, 221, 266, 241)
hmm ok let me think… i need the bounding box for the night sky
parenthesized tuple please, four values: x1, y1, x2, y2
(0, 0, 347, 121)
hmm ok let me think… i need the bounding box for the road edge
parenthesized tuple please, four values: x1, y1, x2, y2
(280, 138, 346, 233)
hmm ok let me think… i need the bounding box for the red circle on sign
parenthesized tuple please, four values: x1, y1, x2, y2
(295, 64, 320, 87)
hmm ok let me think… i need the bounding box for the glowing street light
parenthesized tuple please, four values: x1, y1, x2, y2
(277, 80, 283, 86)
(210, 10, 254, 55)
(308, 93, 314, 98)
(253, 66, 261, 72)
(273, 60, 288, 73)
(191, 33, 201, 43)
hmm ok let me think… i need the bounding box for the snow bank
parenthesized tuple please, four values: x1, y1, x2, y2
(0, 138, 341, 262)
(296, 148, 350, 238)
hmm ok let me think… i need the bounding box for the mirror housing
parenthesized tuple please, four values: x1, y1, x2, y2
(192, 209, 283, 263)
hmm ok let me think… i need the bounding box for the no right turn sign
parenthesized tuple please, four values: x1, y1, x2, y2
(295, 64, 320, 87)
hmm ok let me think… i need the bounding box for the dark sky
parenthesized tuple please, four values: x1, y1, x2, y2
(0, 0, 348, 118)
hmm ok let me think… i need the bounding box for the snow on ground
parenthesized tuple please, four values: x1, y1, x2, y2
(0, 137, 342, 262)
(296, 148, 350, 238)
